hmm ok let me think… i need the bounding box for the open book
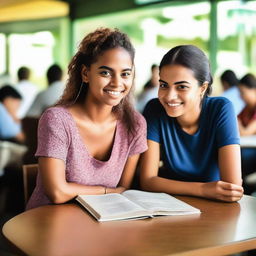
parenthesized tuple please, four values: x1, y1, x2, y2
(76, 190, 200, 222)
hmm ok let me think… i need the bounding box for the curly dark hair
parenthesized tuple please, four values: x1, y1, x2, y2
(57, 27, 137, 134)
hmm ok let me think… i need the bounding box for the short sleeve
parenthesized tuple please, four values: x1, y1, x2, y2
(216, 99, 240, 148)
(0, 104, 21, 139)
(128, 112, 148, 156)
(143, 99, 161, 143)
(35, 108, 69, 161)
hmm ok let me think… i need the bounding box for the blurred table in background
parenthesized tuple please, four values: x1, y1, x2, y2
(0, 141, 27, 176)
(240, 135, 256, 148)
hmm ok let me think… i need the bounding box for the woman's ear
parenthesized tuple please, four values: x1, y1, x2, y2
(201, 81, 209, 97)
(81, 65, 89, 83)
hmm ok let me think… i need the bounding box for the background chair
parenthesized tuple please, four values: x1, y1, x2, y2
(22, 164, 38, 206)
(22, 117, 39, 164)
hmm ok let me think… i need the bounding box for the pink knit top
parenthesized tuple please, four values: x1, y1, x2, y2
(26, 107, 147, 210)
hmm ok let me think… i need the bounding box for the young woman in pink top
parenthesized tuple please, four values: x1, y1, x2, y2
(26, 28, 147, 210)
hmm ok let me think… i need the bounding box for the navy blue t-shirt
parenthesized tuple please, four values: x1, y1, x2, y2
(143, 97, 240, 182)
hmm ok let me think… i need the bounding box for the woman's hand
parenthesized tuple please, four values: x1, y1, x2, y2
(202, 181, 244, 202)
(106, 186, 126, 194)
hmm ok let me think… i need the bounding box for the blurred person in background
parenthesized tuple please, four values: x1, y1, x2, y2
(0, 85, 27, 176)
(27, 64, 64, 117)
(238, 73, 256, 136)
(15, 66, 38, 118)
(0, 85, 24, 143)
(136, 64, 159, 113)
(220, 70, 245, 115)
(237, 73, 256, 193)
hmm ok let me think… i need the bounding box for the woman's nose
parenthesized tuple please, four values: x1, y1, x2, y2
(166, 88, 178, 100)
(110, 75, 122, 87)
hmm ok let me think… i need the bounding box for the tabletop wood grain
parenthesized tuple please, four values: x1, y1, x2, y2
(2, 195, 256, 256)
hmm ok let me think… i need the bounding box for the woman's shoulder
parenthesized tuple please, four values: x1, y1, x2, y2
(43, 106, 68, 115)
(203, 97, 236, 123)
(118, 110, 146, 138)
(206, 96, 232, 105)
(133, 110, 146, 128)
(204, 96, 233, 112)
(40, 106, 71, 124)
(145, 98, 162, 108)
(143, 98, 164, 115)
(41, 106, 70, 118)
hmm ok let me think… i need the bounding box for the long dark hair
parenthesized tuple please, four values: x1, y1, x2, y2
(57, 28, 137, 134)
(159, 45, 213, 97)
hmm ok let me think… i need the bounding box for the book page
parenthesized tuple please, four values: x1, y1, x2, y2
(122, 190, 200, 215)
(76, 193, 150, 221)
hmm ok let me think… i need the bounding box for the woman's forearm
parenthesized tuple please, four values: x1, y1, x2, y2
(218, 144, 242, 186)
(46, 182, 106, 204)
(141, 176, 243, 202)
(46, 182, 126, 204)
(141, 176, 203, 197)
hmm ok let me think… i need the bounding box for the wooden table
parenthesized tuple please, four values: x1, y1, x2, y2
(2, 195, 256, 256)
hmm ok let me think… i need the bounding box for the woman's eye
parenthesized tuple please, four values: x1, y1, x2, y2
(177, 85, 188, 90)
(100, 71, 110, 76)
(122, 72, 131, 77)
(159, 83, 168, 88)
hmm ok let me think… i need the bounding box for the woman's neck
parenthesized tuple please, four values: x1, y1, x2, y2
(79, 101, 115, 124)
(176, 104, 202, 135)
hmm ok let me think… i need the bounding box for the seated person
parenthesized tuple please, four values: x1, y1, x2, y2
(26, 28, 147, 210)
(238, 74, 256, 136)
(15, 66, 38, 118)
(0, 85, 24, 143)
(27, 64, 64, 117)
(237, 73, 256, 193)
(0, 85, 26, 176)
(136, 64, 159, 113)
(220, 70, 245, 115)
(140, 45, 243, 202)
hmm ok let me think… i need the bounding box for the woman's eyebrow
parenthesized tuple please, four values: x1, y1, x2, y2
(174, 81, 190, 85)
(159, 79, 168, 84)
(159, 80, 191, 85)
(98, 66, 132, 72)
(98, 66, 113, 71)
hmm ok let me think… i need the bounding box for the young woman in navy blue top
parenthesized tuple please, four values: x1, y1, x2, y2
(140, 45, 243, 202)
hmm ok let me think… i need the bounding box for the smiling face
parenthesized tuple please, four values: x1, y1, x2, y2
(158, 64, 207, 122)
(81, 47, 134, 107)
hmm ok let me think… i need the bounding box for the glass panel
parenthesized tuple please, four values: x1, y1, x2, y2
(216, 0, 256, 94)
(8, 31, 55, 88)
(0, 34, 6, 75)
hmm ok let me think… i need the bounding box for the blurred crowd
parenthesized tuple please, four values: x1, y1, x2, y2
(0, 64, 64, 177)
